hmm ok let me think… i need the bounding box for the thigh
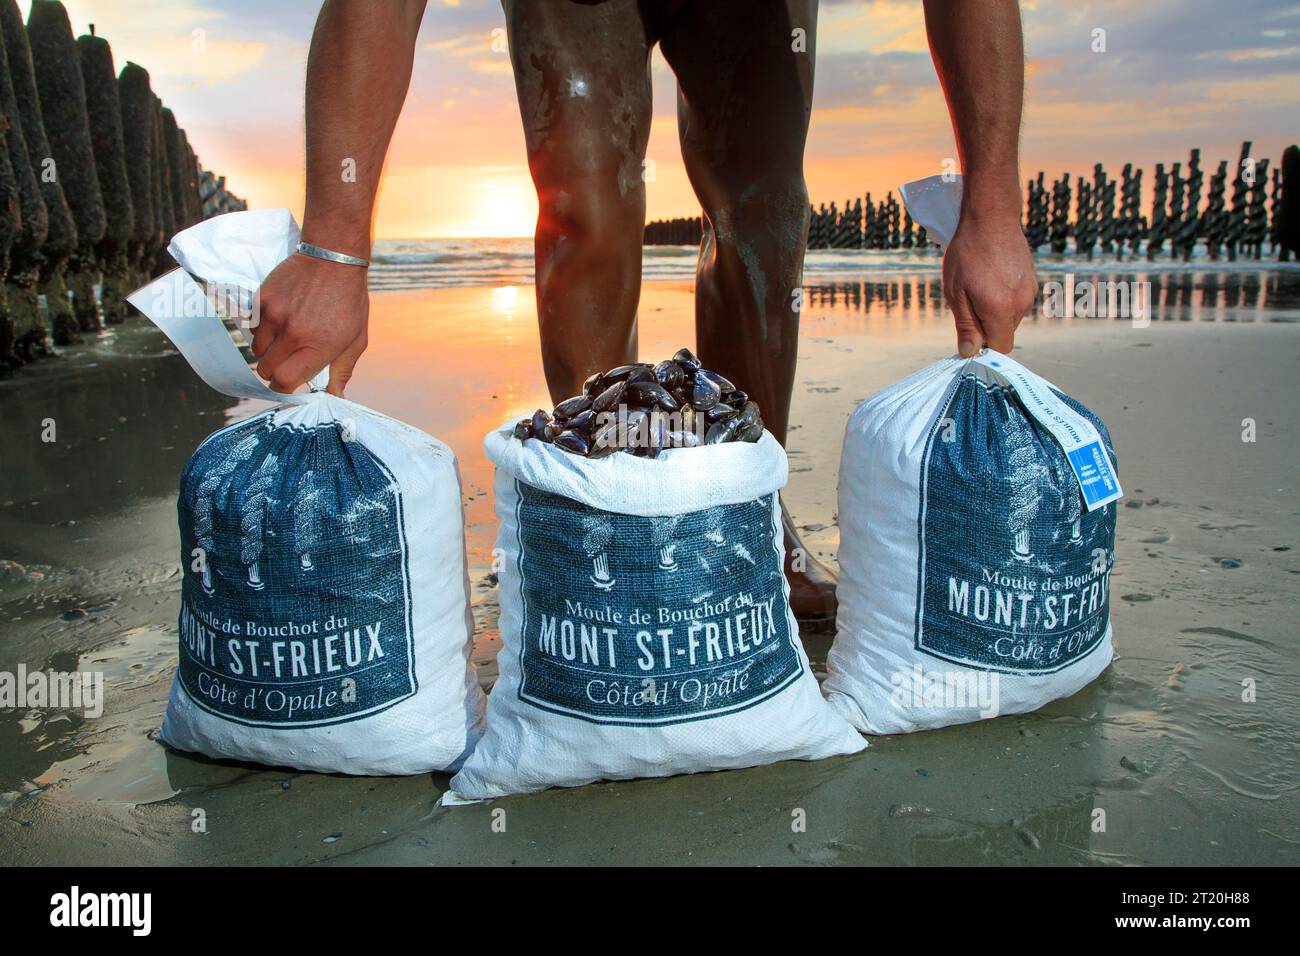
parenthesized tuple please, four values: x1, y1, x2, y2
(659, 0, 818, 204)
(502, 0, 657, 192)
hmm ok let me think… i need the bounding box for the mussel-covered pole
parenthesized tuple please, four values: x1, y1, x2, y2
(1092, 164, 1113, 255)
(1166, 162, 1185, 260)
(1204, 160, 1228, 259)
(1024, 172, 1048, 251)
(2, 0, 74, 349)
(1224, 141, 1250, 262)
(150, 93, 174, 274)
(0, 5, 43, 369)
(1279, 145, 1300, 262)
(1270, 165, 1282, 254)
(1049, 175, 1070, 254)
(0, 14, 46, 364)
(1115, 163, 1133, 258)
(162, 108, 192, 235)
(1147, 163, 1168, 261)
(1176, 148, 1202, 262)
(28, 0, 105, 332)
(181, 130, 202, 226)
(0, 105, 18, 370)
(116, 62, 156, 286)
(1247, 157, 1269, 260)
(77, 30, 132, 325)
(1075, 176, 1095, 258)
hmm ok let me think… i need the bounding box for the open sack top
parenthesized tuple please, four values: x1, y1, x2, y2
(484, 418, 789, 518)
(128, 209, 332, 405)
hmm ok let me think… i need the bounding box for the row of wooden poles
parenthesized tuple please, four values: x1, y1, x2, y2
(0, 0, 245, 373)
(644, 142, 1300, 263)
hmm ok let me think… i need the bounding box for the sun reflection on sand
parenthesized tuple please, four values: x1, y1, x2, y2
(491, 284, 519, 315)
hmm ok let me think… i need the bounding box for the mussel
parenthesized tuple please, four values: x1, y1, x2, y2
(705, 402, 737, 424)
(655, 359, 685, 390)
(531, 409, 554, 442)
(699, 368, 735, 393)
(554, 394, 593, 420)
(603, 363, 648, 383)
(691, 369, 721, 410)
(673, 348, 701, 373)
(566, 409, 595, 433)
(591, 380, 626, 413)
(705, 418, 742, 445)
(625, 381, 680, 411)
(511, 350, 763, 458)
(554, 431, 589, 455)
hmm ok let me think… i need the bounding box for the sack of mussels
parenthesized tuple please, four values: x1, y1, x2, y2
(129, 210, 486, 776)
(449, 351, 865, 800)
(511, 349, 766, 458)
(824, 350, 1121, 734)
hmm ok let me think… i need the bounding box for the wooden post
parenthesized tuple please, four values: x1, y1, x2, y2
(29, 0, 106, 333)
(77, 30, 133, 325)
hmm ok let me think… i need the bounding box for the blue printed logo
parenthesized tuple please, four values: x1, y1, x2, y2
(513, 483, 802, 725)
(916, 376, 1118, 674)
(1068, 441, 1121, 508)
(177, 418, 416, 727)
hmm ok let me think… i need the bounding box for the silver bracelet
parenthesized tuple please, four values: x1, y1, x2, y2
(295, 240, 369, 268)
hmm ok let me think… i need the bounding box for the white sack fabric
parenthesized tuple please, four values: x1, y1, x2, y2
(449, 423, 865, 799)
(825, 352, 1121, 734)
(129, 210, 485, 775)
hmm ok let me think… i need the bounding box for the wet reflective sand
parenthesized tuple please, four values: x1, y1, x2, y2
(1, 270, 1297, 865)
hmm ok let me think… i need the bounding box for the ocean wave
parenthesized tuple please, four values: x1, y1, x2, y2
(367, 238, 1300, 291)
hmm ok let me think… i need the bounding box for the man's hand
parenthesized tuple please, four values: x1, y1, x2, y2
(942, 215, 1037, 356)
(252, 254, 369, 396)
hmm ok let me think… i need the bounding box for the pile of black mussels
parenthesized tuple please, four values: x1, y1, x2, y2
(512, 349, 765, 459)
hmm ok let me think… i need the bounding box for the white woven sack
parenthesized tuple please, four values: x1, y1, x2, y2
(449, 422, 865, 798)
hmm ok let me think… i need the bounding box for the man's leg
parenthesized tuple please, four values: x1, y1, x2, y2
(502, 0, 656, 403)
(659, 0, 837, 622)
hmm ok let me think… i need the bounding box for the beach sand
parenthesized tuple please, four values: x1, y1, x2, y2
(1, 268, 1297, 865)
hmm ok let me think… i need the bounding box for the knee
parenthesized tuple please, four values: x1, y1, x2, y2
(531, 152, 646, 251)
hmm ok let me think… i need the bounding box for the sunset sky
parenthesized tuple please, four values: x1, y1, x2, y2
(31, 0, 1300, 238)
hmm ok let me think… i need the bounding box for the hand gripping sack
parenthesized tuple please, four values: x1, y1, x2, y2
(449, 422, 866, 798)
(825, 352, 1121, 734)
(129, 210, 485, 774)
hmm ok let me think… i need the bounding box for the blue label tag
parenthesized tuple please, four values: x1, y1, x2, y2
(915, 375, 1117, 673)
(1068, 441, 1122, 508)
(513, 483, 803, 725)
(177, 419, 417, 728)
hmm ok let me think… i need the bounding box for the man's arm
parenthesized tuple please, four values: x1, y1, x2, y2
(253, 0, 427, 394)
(922, 0, 1037, 356)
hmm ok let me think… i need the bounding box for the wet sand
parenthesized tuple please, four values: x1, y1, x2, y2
(1, 268, 1297, 865)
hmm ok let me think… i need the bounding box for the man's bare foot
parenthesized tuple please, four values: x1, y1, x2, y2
(781, 497, 838, 627)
